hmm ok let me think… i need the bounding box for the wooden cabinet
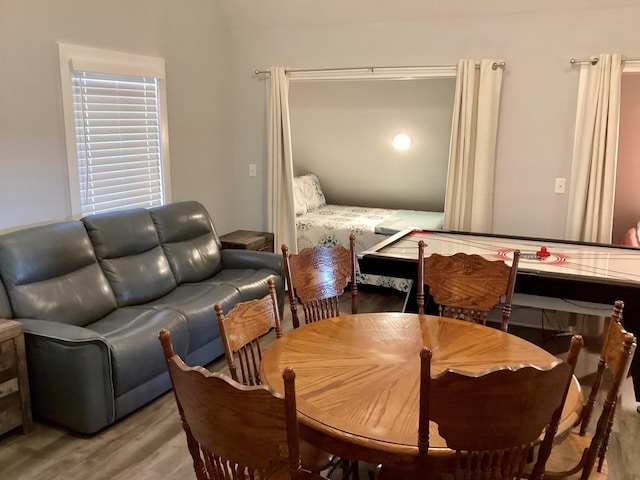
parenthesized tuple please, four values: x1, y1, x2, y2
(220, 230, 274, 253)
(0, 319, 32, 435)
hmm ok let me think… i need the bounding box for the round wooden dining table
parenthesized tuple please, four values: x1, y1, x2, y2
(260, 312, 583, 467)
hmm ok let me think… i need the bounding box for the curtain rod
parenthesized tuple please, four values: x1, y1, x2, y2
(570, 58, 599, 66)
(570, 57, 640, 66)
(254, 61, 506, 76)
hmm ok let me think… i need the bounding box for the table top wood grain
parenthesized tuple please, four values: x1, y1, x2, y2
(260, 312, 582, 466)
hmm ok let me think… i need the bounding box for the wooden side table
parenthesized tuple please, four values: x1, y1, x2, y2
(0, 319, 32, 435)
(220, 230, 274, 253)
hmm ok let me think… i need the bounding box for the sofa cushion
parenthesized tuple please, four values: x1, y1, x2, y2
(0, 222, 117, 326)
(89, 307, 189, 397)
(199, 268, 284, 304)
(142, 283, 240, 354)
(82, 209, 177, 306)
(149, 201, 223, 284)
(217, 249, 285, 313)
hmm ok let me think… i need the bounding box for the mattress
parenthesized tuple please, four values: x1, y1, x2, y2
(374, 209, 444, 235)
(296, 204, 443, 291)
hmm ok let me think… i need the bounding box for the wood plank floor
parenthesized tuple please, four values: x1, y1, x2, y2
(0, 288, 638, 479)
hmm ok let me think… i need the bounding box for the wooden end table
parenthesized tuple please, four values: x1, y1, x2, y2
(0, 319, 32, 435)
(220, 230, 274, 253)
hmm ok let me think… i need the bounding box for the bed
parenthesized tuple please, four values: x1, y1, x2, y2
(293, 173, 444, 292)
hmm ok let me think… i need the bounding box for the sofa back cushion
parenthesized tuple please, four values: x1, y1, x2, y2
(149, 201, 222, 284)
(82, 209, 177, 306)
(0, 277, 13, 319)
(0, 222, 117, 326)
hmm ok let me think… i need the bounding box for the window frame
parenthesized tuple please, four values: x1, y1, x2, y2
(58, 43, 172, 217)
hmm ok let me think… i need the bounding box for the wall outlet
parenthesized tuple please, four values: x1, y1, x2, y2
(554, 177, 566, 194)
(249, 164, 257, 177)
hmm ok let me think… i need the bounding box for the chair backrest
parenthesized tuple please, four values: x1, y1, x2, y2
(417, 241, 521, 331)
(418, 335, 583, 480)
(215, 278, 281, 386)
(282, 233, 357, 329)
(159, 329, 304, 480)
(576, 300, 637, 474)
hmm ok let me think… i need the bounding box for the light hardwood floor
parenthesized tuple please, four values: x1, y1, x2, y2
(0, 288, 638, 480)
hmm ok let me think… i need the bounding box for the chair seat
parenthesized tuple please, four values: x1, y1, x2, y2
(300, 440, 333, 473)
(543, 431, 608, 479)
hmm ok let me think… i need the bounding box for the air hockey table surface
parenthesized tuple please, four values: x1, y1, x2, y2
(359, 228, 640, 308)
(359, 228, 640, 400)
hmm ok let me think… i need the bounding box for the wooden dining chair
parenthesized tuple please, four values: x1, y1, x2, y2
(415, 336, 583, 480)
(159, 328, 328, 480)
(215, 279, 334, 475)
(417, 240, 521, 331)
(542, 300, 637, 480)
(282, 233, 358, 329)
(215, 278, 282, 386)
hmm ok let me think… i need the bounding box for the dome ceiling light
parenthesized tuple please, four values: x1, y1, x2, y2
(392, 133, 412, 151)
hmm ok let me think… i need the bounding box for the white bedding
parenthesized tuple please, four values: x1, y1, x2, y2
(292, 174, 443, 291)
(296, 204, 439, 292)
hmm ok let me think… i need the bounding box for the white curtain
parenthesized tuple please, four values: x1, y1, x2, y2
(444, 59, 504, 233)
(267, 67, 297, 253)
(565, 54, 622, 243)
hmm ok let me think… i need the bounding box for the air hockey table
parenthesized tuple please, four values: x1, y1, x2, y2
(359, 228, 640, 400)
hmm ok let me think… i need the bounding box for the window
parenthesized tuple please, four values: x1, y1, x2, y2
(59, 44, 171, 216)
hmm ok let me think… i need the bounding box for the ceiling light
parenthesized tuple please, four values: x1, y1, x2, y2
(392, 133, 412, 151)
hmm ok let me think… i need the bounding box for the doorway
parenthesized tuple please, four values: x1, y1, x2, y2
(288, 76, 456, 212)
(613, 71, 640, 244)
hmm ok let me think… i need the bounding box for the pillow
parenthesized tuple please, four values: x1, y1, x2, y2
(294, 173, 326, 214)
(293, 180, 306, 215)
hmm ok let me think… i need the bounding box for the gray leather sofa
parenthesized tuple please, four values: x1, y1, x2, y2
(0, 201, 284, 434)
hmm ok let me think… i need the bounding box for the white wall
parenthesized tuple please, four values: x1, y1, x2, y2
(227, 5, 640, 238)
(0, 0, 234, 233)
(4, 3, 639, 238)
(289, 78, 455, 211)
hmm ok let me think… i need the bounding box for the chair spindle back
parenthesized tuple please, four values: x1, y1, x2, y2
(159, 328, 307, 480)
(417, 241, 520, 331)
(282, 233, 357, 329)
(418, 335, 583, 480)
(215, 278, 281, 386)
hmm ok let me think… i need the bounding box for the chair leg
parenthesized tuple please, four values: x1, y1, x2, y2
(324, 456, 345, 478)
(325, 458, 359, 480)
(597, 401, 617, 472)
(344, 460, 359, 480)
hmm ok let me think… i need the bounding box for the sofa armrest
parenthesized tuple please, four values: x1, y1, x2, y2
(18, 318, 115, 434)
(21, 318, 108, 343)
(220, 249, 283, 274)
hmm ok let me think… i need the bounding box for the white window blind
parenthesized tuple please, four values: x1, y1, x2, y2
(72, 71, 165, 215)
